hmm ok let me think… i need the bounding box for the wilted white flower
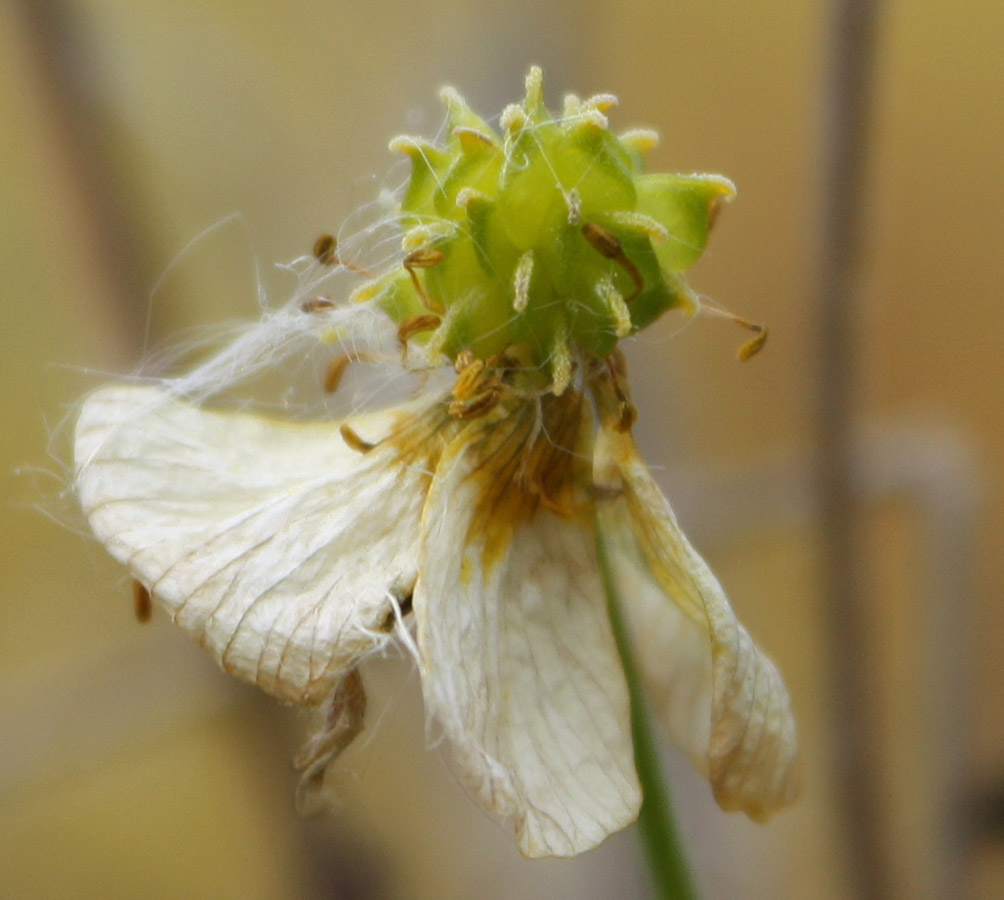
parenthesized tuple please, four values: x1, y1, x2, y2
(72, 69, 798, 858)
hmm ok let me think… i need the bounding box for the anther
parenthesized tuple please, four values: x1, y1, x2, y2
(397, 313, 442, 346)
(737, 326, 767, 361)
(321, 351, 375, 395)
(339, 424, 377, 454)
(452, 350, 485, 401)
(310, 232, 371, 274)
(313, 233, 337, 265)
(300, 297, 336, 313)
(323, 356, 351, 394)
(448, 387, 500, 420)
(701, 305, 768, 361)
(403, 248, 446, 314)
(582, 222, 645, 302)
(132, 579, 152, 623)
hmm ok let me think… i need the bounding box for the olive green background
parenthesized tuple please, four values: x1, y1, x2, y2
(2, 1, 1002, 897)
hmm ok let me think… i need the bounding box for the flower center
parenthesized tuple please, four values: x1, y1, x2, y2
(350, 67, 736, 395)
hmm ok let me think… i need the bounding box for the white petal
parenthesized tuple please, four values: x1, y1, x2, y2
(414, 397, 640, 858)
(595, 423, 800, 820)
(75, 384, 455, 704)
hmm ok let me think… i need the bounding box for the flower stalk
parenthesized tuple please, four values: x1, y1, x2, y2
(597, 528, 699, 900)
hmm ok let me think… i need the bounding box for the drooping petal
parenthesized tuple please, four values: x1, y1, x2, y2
(74, 384, 457, 704)
(414, 394, 640, 858)
(593, 379, 799, 821)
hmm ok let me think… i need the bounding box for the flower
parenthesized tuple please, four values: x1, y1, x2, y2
(73, 68, 798, 858)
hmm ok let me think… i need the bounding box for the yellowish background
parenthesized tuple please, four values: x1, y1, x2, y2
(2, 1, 1002, 897)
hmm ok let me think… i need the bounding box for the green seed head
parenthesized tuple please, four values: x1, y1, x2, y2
(354, 67, 735, 392)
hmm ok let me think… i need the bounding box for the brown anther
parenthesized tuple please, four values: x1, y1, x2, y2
(404, 248, 446, 314)
(703, 307, 767, 361)
(313, 233, 338, 265)
(132, 579, 152, 623)
(397, 313, 442, 353)
(309, 231, 372, 274)
(323, 356, 352, 394)
(582, 222, 644, 302)
(320, 350, 375, 394)
(300, 297, 336, 313)
(339, 423, 377, 454)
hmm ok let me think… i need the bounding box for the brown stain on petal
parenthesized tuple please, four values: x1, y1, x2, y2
(467, 392, 594, 575)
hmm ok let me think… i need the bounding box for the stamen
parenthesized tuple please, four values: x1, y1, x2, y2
(449, 387, 500, 420)
(300, 297, 336, 313)
(132, 579, 152, 623)
(321, 350, 376, 394)
(453, 350, 486, 401)
(702, 304, 768, 360)
(582, 222, 644, 302)
(313, 233, 337, 265)
(403, 248, 446, 314)
(310, 232, 371, 274)
(339, 423, 377, 454)
(397, 313, 442, 347)
(738, 327, 768, 361)
(450, 350, 505, 419)
(323, 356, 351, 394)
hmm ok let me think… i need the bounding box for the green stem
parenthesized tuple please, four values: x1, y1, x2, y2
(597, 531, 699, 900)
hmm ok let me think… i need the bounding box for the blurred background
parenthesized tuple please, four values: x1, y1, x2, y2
(2, 0, 1002, 897)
